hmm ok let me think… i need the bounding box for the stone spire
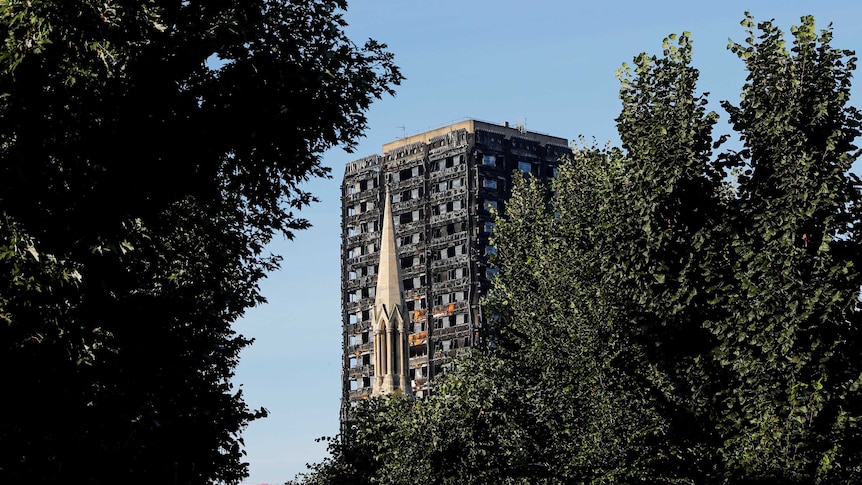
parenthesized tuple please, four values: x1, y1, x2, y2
(371, 186, 413, 397)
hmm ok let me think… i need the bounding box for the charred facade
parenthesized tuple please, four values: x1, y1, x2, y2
(340, 119, 568, 410)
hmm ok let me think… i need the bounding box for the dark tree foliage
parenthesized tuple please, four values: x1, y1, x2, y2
(296, 14, 862, 485)
(292, 358, 556, 485)
(492, 14, 862, 483)
(0, 1, 401, 484)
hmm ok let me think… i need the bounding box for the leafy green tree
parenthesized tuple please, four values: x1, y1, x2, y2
(710, 14, 862, 481)
(293, 356, 555, 485)
(486, 168, 693, 483)
(299, 13, 862, 485)
(0, 1, 400, 484)
(494, 14, 862, 483)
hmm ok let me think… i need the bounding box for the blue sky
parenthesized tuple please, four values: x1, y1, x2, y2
(234, 1, 862, 483)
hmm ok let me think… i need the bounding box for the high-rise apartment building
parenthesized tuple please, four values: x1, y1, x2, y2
(340, 119, 569, 407)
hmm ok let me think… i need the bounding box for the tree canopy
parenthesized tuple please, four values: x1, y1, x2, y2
(298, 14, 862, 484)
(0, 1, 400, 483)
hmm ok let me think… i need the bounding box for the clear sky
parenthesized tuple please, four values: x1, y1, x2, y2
(234, 1, 862, 483)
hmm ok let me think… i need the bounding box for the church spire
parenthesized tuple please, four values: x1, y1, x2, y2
(371, 185, 413, 397)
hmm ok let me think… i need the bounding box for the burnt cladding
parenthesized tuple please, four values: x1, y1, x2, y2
(340, 119, 569, 411)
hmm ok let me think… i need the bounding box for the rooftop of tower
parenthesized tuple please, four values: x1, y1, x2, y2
(381, 118, 568, 154)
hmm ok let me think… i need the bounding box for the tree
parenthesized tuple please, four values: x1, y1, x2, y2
(298, 14, 862, 484)
(0, 1, 401, 483)
(293, 356, 557, 485)
(492, 14, 862, 483)
(710, 14, 862, 480)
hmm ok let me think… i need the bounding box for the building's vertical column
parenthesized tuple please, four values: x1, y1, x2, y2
(373, 326, 382, 391)
(386, 323, 395, 385)
(398, 322, 408, 392)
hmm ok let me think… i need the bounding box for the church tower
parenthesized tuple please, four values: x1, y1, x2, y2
(371, 186, 413, 397)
